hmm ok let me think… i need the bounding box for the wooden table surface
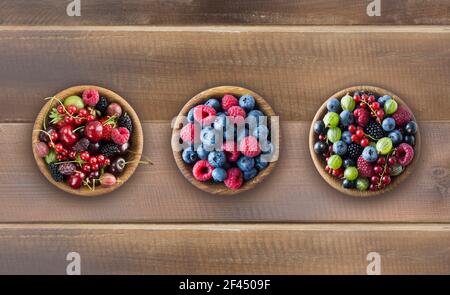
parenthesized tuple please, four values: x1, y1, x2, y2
(1, 0, 450, 274)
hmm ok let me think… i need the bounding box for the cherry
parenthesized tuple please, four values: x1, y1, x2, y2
(59, 125, 79, 147)
(348, 125, 357, 134)
(382, 175, 391, 185)
(84, 121, 104, 143)
(118, 142, 130, 155)
(360, 138, 369, 147)
(107, 157, 126, 176)
(67, 174, 83, 189)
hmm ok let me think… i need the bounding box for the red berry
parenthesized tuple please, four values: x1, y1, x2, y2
(325, 165, 331, 173)
(91, 163, 100, 171)
(84, 121, 104, 143)
(360, 138, 369, 147)
(382, 175, 391, 185)
(227, 106, 246, 124)
(59, 125, 78, 147)
(319, 134, 327, 142)
(369, 184, 378, 191)
(97, 155, 105, 164)
(351, 134, 359, 142)
(69, 151, 77, 159)
(103, 158, 111, 166)
(67, 105, 77, 115)
(86, 114, 96, 122)
(224, 168, 244, 190)
(240, 136, 261, 158)
(193, 105, 216, 126)
(368, 95, 376, 103)
(192, 160, 214, 182)
(353, 95, 361, 103)
(361, 94, 369, 102)
(82, 89, 100, 107)
(111, 127, 130, 145)
(356, 129, 364, 138)
(89, 157, 98, 165)
(376, 110, 385, 119)
(67, 175, 83, 189)
(354, 109, 361, 117)
(373, 165, 383, 175)
(55, 143, 64, 153)
(371, 176, 380, 184)
(180, 123, 199, 144)
(385, 167, 391, 175)
(348, 125, 357, 134)
(221, 94, 239, 112)
(78, 108, 88, 117)
(64, 115, 74, 125)
(74, 117, 84, 126)
(80, 151, 90, 162)
(377, 157, 386, 165)
(82, 164, 91, 173)
(332, 168, 343, 177)
(371, 102, 380, 110)
(360, 103, 367, 109)
(57, 104, 65, 114)
(388, 157, 397, 166)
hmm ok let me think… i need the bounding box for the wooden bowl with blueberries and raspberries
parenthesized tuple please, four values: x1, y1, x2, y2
(309, 86, 420, 197)
(171, 86, 279, 195)
(32, 85, 143, 197)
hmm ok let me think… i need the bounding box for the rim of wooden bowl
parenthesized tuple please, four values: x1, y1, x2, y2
(32, 85, 144, 197)
(171, 86, 279, 196)
(309, 85, 421, 198)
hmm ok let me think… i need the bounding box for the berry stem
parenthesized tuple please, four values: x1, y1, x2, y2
(360, 100, 382, 124)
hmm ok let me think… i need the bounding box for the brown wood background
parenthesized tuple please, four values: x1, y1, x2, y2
(1, 0, 450, 274)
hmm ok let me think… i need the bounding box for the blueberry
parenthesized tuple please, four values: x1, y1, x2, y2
(237, 156, 255, 172)
(362, 146, 378, 163)
(342, 131, 352, 145)
(255, 156, 269, 170)
(204, 98, 221, 112)
(248, 110, 265, 124)
(314, 142, 328, 155)
(201, 126, 217, 147)
(260, 140, 274, 155)
(404, 135, 416, 146)
(382, 117, 396, 132)
(208, 151, 226, 168)
(243, 168, 258, 181)
(343, 158, 355, 168)
(378, 95, 391, 108)
(239, 95, 256, 112)
(253, 125, 269, 140)
(187, 107, 195, 123)
(327, 98, 341, 113)
(213, 112, 226, 131)
(333, 141, 348, 156)
(212, 168, 227, 182)
(342, 179, 356, 189)
(182, 147, 198, 164)
(405, 121, 417, 135)
(313, 121, 326, 135)
(388, 130, 403, 146)
(197, 144, 210, 160)
(339, 110, 354, 127)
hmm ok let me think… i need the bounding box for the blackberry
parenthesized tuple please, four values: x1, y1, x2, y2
(73, 138, 90, 152)
(58, 163, 76, 176)
(99, 143, 120, 158)
(118, 113, 133, 133)
(347, 143, 363, 160)
(365, 122, 385, 141)
(49, 163, 64, 182)
(96, 96, 108, 116)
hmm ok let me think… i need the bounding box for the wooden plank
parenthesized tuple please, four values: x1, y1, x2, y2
(0, 224, 449, 275)
(1, 0, 450, 26)
(1, 122, 449, 223)
(1, 27, 450, 122)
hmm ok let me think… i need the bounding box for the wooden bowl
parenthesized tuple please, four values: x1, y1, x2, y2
(171, 86, 278, 195)
(309, 86, 420, 197)
(32, 85, 143, 197)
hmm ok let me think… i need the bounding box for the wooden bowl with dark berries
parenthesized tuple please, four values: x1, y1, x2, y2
(309, 86, 420, 197)
(32, 85, 143, 197)
(171, 86, 279, 195)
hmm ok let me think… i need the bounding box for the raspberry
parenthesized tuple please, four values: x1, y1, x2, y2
(227, 106, 246, 124)
(194, 105, 216, 126)
(392, 105, 413, 127)
(239, 136, 261, 158)
(222, 141, 241, 162)
(357, 156, 374, 178)
(180, 123, 199, 144)
(111, 127, 130, 145)
(221, 94, 239, 112)
(193, 160, 214, 182)
(82, 89, 100, 107)
(224, 168, 244, 190)
(396, 143, 414, 166)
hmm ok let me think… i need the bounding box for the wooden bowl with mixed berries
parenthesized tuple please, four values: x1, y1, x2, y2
(309, 86, 420, 197)
(171, 86, 279, 195)
(32, 85, 143, 197)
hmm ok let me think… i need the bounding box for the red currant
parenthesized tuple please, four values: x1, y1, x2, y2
(86, 114, 96, 122)
(377, 157, 386, 165)
(319, 134, 327, 142)
(57, 104, 65, 114)
(356, 129, 364, 138)
(368, 95, 376, 103)
(55, 143, 64, 153)
(67, 105, 77, 115)
(385, 167, 391, 175)
(64, 115, 74, 125)
(361, 94, 369, 102)
(360, 138, 369, 147)
(325, 165, 331, 173)
(104, 158, 111, 166)
(50, 131, 59, 142)
(388, 157, 397, 166)
(97, 154, 105, 164)
(69, 151, 77, 159)
(371, 102, 380, 110)
(348, 125, 357, 134)
(80, 151, 90, 162)
(351, 134, 359, 142)
(369, 184, 378, 191)
(332, 168, 343, 177)
(373, 165, 383, 175)
(78, 108, 88, 117)
(89, 157, 98, 165)
(371, 176, 380, 184)
(353, 95, 361, 103)
(376, 110, 385, 119)
(74, 118, 84, 126)
(82, 164, 91, 173)
(382, 176, 391, 185)
(91, 163, 100, 171)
